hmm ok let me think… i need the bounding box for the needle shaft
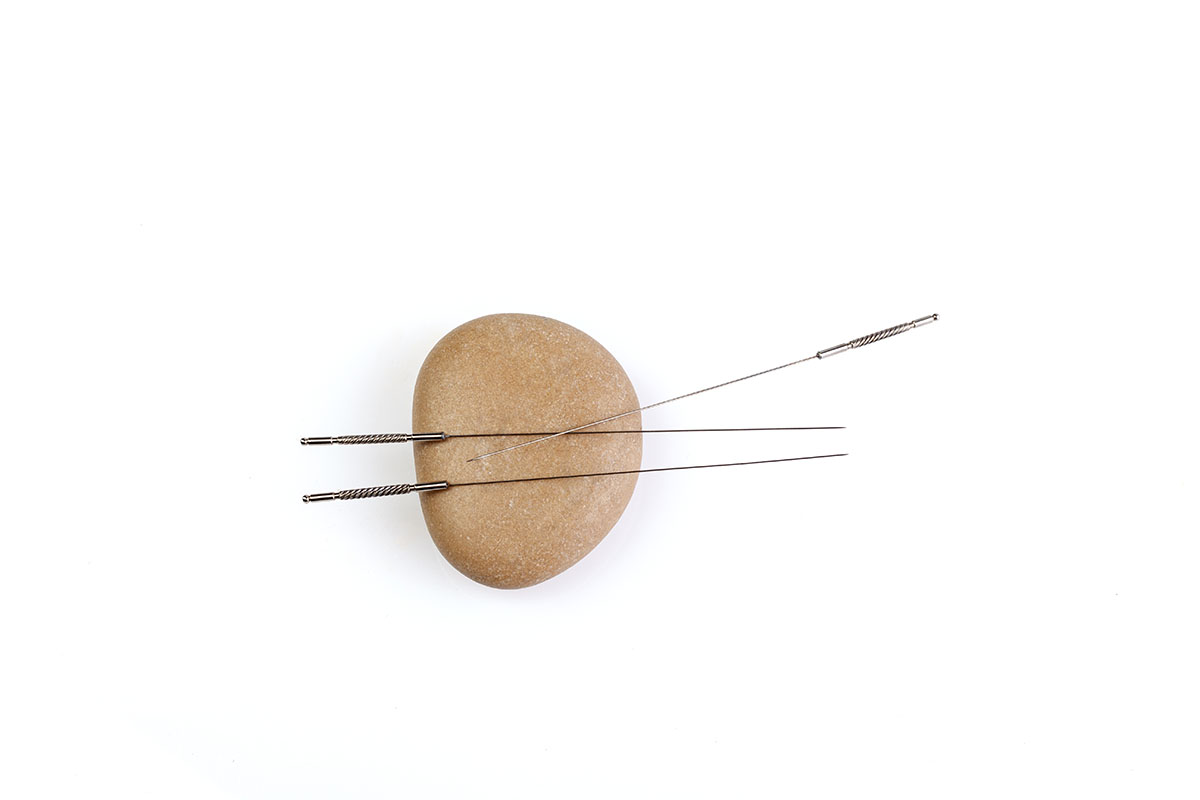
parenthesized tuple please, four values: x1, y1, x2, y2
(455, 452, 847, 487)
(302, 453, 847, 503)
(466, 313, 938, 462)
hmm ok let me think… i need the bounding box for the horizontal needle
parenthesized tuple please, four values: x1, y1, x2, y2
(467, 313, 938, 463)
(300, 426, 844, 445)
(302, 452, 847, 503)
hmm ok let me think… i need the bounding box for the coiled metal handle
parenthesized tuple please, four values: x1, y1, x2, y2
(816, 314, 938, 359)
(300, 432, 446, 445)
(302, 481, 449, 503)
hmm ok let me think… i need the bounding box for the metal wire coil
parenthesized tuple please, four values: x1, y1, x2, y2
(335, 434, 414, 445)
(336, 484, 415, 500)
(845, 321, 914, 349)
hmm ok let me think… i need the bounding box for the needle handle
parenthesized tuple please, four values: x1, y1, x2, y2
(301, 433, 447, 445)
(303, 481, 450, 503)
(816, 314, 938, 359)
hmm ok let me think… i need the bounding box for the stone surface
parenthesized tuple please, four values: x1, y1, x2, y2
(412, 314, 641, 589)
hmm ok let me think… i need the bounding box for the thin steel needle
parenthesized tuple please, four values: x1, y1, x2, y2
(302, 452, 847, 503)
(455, 452, 847, 487)
(466, 313, 938, 463)
(457, 357, 815, 460)
(300, 426, 844, 446)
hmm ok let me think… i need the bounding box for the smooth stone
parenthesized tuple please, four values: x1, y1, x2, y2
(412, 314, 641, 589)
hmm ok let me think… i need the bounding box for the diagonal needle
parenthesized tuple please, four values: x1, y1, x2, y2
(466, 313, 937, 463)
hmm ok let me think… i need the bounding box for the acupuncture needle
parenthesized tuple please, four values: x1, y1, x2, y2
(302, 452, 847, 503)
(299, 426, 843, 446)
(466, 313, 938, 462)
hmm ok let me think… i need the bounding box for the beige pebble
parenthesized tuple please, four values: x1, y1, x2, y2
(412, 314, 641, 589)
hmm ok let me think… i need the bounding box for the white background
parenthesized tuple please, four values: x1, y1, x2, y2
(2, 2, 1197, 797)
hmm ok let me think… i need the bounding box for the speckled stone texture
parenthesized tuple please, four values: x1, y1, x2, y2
(412, 314, 641, 589)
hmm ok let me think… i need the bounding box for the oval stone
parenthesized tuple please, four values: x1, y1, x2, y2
(412, 314, 641, 589)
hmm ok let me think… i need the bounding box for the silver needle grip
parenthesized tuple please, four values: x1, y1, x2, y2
(816, 314, 938, 359)
(300, 432, 447, 445)
(302, 481, 449, 503)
